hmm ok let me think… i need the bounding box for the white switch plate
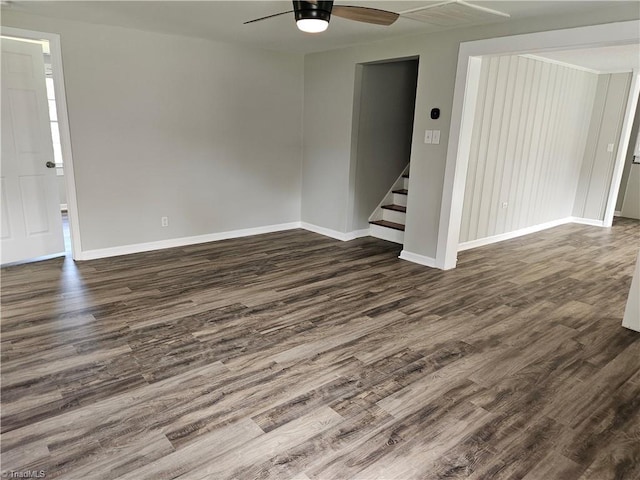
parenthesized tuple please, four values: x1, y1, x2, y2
(607, 143, 615, 153)
(424, 130, 432, 144)
(432, 130, 441, 145)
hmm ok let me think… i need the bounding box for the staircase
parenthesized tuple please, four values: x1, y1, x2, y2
(369, 166, 409, 244)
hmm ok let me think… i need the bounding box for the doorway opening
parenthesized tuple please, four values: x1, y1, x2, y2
(436, 20, 640, 270)
(457, 50, 637, 252)
(616, 98, 640, 220)
(43, 41, 72, 255)
(348, 57, 419, 233)
(1, 27, 80, 263)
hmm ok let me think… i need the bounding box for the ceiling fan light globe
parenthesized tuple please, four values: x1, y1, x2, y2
(297, 18, 329, 33)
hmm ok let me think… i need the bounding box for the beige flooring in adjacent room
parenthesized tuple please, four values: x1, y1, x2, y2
(1, 218, 639, 480)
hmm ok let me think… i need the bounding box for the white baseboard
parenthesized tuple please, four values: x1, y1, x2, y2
(399, 250, 437, 268)
(349, 228, 371, 240)
(76, 222, 374, 261)
(76, 222, 301, 261)
(74, 215, 609, 263)
(458, 218, 573, 252)
(614, 210, 622, 217)
(569, 216, 606, 227)
(458, 216, 607, 252)
(300, 222, 369, 241)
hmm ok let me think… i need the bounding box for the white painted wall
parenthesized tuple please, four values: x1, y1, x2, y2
(459, 55, 596, 243)
(574, 73, 632, 221)
(301, 4, 639, 258)
(2, 11, 303, 252)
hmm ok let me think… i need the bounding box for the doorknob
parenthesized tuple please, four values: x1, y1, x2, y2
(46, 161, 56, 168)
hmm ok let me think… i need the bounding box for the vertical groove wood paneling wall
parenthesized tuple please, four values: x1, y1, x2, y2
(573, 72, 632, 221)
(460, 55, 597, 243)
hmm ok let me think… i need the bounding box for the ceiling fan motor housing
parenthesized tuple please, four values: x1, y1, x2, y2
(293, 1, 333, 22)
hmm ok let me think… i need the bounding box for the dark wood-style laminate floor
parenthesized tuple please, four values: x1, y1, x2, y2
(1, 219, 639, 480)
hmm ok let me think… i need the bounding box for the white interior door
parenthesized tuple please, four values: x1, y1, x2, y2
(1, 37, 64, 264)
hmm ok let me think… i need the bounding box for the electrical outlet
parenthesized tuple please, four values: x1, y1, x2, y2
(607, 143, 615, 153)
(502, 202, 508, 209)
(161, 216, 169, 227)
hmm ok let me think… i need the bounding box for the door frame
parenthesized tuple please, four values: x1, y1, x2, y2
(2, 26, 82, 259)
(347, 55, 420, 234)
(437, 20, 640, 270)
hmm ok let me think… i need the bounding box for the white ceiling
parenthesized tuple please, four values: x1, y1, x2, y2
(3, 1, 637, 54)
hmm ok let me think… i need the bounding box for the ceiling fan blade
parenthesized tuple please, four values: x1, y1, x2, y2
(244, 10, 294, 25)
(332, 5, 399, 26)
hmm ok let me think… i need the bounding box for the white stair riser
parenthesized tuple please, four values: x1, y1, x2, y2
(370, 224, 404, 244)
(403, 177, 409, 189)
(393, 193, 408, 207)
(382, 209, 406, 225)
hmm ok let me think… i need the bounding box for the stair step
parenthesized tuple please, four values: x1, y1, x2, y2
(369, 220, 405, 231)
(392, 189, 408, 195)
(381, 204, 407, 213)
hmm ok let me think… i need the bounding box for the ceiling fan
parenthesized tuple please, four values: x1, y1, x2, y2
(244, 1, 399, 33)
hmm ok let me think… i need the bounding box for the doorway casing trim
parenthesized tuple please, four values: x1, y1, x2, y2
(1, 26, 82, 260)
(437, 20, 640, 270)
